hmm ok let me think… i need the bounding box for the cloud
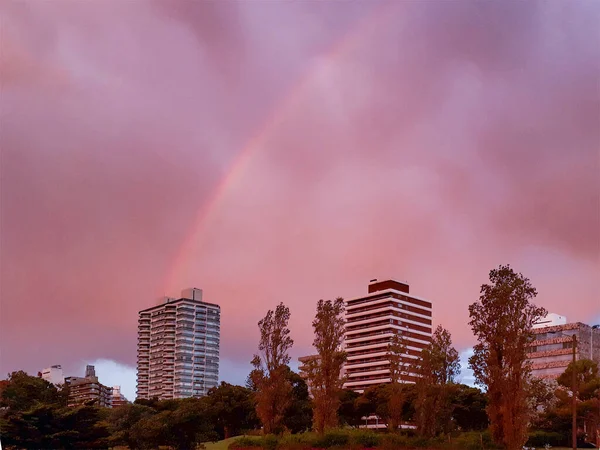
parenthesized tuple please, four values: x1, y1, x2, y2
(457, 348, 476, 387)
(86, 359, 137, 401)
(1, 0, 598, 381)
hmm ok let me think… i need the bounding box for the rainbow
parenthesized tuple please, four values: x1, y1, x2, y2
(163, 1, 396, 292)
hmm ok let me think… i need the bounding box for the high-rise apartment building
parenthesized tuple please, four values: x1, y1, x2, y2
(343, 279, 433, 393)
(137, 288, 220, 400)
(528, 313, 600, 379)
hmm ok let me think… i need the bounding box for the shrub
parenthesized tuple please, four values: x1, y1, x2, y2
(229, 435, 262, 449)
(278, 432, 315, 450)
(527, 430, 567, 448)
(349, 430, 381, 448)
(450, 431, 501, 450)
(380, 433, 410, 450)
(313, 430, 350, 448)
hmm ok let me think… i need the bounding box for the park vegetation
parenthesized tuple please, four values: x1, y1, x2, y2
(1, 265, 599, 449)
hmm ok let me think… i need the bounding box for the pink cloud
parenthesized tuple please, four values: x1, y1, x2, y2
(1, 1, 598, 383)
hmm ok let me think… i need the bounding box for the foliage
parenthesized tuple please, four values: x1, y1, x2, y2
(106, 402, 154, 448)
(206, 382, 259, 439)
(413, 325, 460, 437)
(304, 298, 346, 433)
(536, 359, 600, 446)
(312, 429, 349, 448)
(250, 303, 294, 434)
(385, 332, 409, 432)
(449, 384, 489, 431)
(282, 368, 313, 434)
(557, 358, 600, 401)
(526, 430, 567, 447)
(0, 370, 68, 411)
(338, 389, 365, 428)
(468, 264, 546, 450)
(0, 403, 110, 449)
(450, 430, 501, 450)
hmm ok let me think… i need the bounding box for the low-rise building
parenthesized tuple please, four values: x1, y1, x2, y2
(528, 314, 600, 379)
(111, 386, 128, 408)
(65, 365, 112, 408)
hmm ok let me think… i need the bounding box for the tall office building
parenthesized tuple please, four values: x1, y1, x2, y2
(137, 288, 220, 400)
(343, 279, 433, 393)
(528, 313, 600, 379)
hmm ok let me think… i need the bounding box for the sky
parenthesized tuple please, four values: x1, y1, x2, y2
(1, 1, 599, 402)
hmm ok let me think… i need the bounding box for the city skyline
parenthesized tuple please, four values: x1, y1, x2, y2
(1, 0, 599, 402)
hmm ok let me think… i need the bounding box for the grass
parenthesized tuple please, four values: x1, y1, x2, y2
(203, 436, 244, 450)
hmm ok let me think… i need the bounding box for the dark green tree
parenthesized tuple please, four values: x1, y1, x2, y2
(282, 368, 312, 433)
(449, 384, 489, 431)
(205, 382, 259, 438)
(107, 403, 155, 449)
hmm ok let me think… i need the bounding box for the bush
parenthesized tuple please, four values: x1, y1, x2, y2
(278, 432, 315, 450)
(527, 430, 567, 448)
(229, 435, 262, 449)
(349, 430, 381, 448)
(450, 431, 501, 450)
(313, 430, 350, 448)
(380, 433, 410, 450)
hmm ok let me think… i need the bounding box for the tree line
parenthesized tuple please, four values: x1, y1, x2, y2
(1, 265, 599, 450)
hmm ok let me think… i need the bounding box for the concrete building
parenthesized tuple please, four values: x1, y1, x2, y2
(111, 386, 128, 408)
(137, 288, 220, 400)
(533, 313, 567, 329)
(529, 314, 600, 379)
(41, 365, 64, 385)
(298, 354, 319, 381)
(343, 279, 433, 393)
(65, 365, 112, 408)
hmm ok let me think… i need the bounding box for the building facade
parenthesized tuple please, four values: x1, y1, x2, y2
(111, 386, 128, 408)
(65, 365, 112, 408)
(137, 288, 220, 400)
(529, 314, 600, 379)
(41, 365, 64, 385)
(343, 279, 433, 393)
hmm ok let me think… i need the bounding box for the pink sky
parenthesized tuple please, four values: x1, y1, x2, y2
(1, 1, 599, 392)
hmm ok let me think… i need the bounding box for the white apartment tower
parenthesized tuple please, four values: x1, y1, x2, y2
(136, 288, 220, 400)
(344, 279, 433, 393)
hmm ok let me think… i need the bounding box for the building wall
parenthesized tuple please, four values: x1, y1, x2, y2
(66, 376, 112, 408)
(41, 365, 64, 385)
(529, 322, 600, 379)
(343, 279, 433, 393)
(137, 288, 220, 400)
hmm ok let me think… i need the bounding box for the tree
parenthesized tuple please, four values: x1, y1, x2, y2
(413, 325, 460, 437)
(163, 398, 219, 450)
(205, 382, 259, 439)
(450, 384, 489, 431)
(249, 303, 294, 434)
(282, 368, 313, 433)
(468, 264, 546, 450)
(556, 359, 600, 445)
(107, 403, 156, 449)
(385, 332, 410, 432)
(0, 371, 67, 411)
(304, 298, 346, 433)
(338, 390, 364, 428)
